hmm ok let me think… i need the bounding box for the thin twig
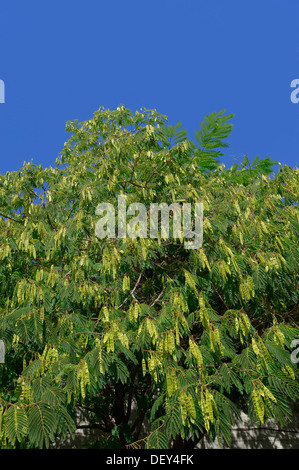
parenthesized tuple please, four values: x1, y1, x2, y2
(0, 212, 24, 224)
(119, 272, 143, 308)
(151, 288, 165, 307)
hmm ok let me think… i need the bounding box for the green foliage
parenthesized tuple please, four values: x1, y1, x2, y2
(0, 106, 298, 449)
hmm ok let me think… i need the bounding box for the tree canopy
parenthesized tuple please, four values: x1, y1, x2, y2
(0, 106, 298, 449)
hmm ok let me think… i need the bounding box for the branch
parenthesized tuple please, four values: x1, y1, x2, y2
(0, 212, 24, 224)
(42, 202, 56, 230)
(76, 424, 103, 430)
(126, 365, 140, 421)
(150, 288, 165, 307)
(231, 427, 299, 433)
(132, 409, 146, 442)
(119, 272, 143, 308)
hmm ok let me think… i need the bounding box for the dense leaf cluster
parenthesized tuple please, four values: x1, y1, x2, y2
(0, 106, 298, 448)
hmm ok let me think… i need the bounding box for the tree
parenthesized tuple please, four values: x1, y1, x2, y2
(0, 106, 298, 449)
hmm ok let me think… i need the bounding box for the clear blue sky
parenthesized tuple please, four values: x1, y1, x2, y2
(0, 0, 298, 174)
